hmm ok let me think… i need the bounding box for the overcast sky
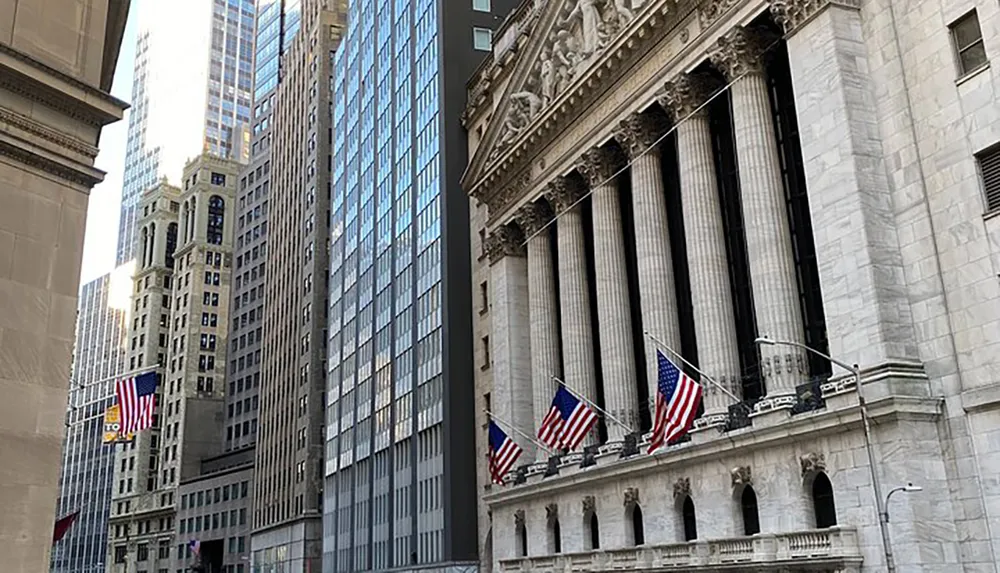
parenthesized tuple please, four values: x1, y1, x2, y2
(79, 1, 141, 285)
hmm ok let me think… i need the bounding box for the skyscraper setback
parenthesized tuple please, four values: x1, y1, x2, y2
(322, 0, 515, 569)
(116, 0, 256, 266)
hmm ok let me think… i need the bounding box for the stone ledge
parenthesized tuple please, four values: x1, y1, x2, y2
(961, 382, 1000, 413)
(484, 392, 941, 503)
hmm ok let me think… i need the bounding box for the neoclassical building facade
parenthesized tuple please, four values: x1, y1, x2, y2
(463, 0, 1000, 571)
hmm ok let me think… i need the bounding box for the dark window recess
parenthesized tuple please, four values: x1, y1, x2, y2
(682, 496, 697, 541)
(951, 11, 988, 76)
(630, 504, 645, 546)
(813, 472, 838, 528)
(211, 172, 227, 186)
(588, 512, 600, 550)
(741, 486, 761, 536)
(977, 145, 1000, 212)
(207, 195, 226, 245)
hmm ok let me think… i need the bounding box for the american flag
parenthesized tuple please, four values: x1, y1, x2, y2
(648, 351, 703, 454)
(115, 372, 158, 435)
(488, 420, 522, 485)
(188, 539, 201, 556)
(538, 386, 598, 451)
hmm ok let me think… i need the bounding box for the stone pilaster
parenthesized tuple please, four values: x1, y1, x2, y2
(546, 177, 599, 446)
(485, 225, 535, 459)
(659, 73, 741, 423)
(576, 146, 639, 441)
(615, 111, 684, 399)
(515, 201, 563, 461)
(711, 27, 808, 407)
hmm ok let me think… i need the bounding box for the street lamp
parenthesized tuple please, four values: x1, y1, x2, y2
(884, 483, 923, 523)
(754, 336, 898, 573)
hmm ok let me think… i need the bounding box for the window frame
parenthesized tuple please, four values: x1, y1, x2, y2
(472, 27, 493, 52)
(950, 10, 988, 76)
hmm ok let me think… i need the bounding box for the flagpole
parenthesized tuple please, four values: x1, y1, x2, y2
(551, 376, 635, 435)
(484, 409, 557, 456)
(69, 364, 163, 389)
(644, 330, 741, 404)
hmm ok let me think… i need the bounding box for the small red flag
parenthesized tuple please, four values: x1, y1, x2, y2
(53, 511, 80, 544)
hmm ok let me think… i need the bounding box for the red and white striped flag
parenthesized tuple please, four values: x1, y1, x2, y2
(115, 372, 159, 435)
(648, 351, 702, 453)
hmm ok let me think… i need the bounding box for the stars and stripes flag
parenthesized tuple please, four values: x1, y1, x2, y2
(115, 371, 159, 435)
(188, 539, 201, 556)
(488, 420, 523, 485)
(538, 386, 598, 451)
(648, 350, 703, 454)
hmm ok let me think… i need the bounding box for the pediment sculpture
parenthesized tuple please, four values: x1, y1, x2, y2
(488, 0, 651, 164)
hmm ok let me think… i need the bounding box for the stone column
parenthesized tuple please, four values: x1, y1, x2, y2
(659, 73, 742, 424)
(615, 111, 683, 399)
(546, 178, 599, 447)
(711, 28, 808, 406)
(485, 225, 535, 459)
(514, 201, 563, 461)
(577, 147, 639, 442)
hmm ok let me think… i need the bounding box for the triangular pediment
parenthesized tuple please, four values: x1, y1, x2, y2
(464, 0, 661, 202)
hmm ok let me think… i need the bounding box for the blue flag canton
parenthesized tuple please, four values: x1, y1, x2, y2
(134, 372, 159, 396)
(488, 420, 509, 451)
(553, 386, 581, 419)
(657, 351, 682, 400)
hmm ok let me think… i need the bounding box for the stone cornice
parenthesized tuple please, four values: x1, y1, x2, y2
(0, 138, 104, 189)
(0, 43, 128, 127)
(0, 107, 99, 159)
(770, 0, 861, 34)
(483, 393, 942, 504)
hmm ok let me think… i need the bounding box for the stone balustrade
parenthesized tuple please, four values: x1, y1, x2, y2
(499, 526, 862, 572)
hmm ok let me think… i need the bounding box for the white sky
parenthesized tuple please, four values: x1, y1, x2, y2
(80, 1, 141, 284)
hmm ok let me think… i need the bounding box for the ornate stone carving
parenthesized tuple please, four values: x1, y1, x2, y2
(582, 495, 596, 515)
(545, 502, 559, 522)
(770, 0, 861, 34)
(484, 225, 526, 264)
(623, 487, 639, 507)
(699, 0, 740, 28)
(658, 73, 719, 123)
(482, 170, 533, 214)
(545, 176, 587, 212)
(615, 111, 668, 158)
(800, 452, 827, 477)
(731, 465, 752, 487)
(709, 27, 777, 80)
(576, 146, 624, 188)
(514, 200, 555, 236)
(673, 477, 691, 499)
(514, 509, 526, 527)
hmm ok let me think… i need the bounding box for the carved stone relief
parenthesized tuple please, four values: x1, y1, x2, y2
(545, 176, 587, 213)
(731, 465, 752, 487)
(623, 486, 640, 507)
(546, 502, 559, 522)
(514, 509, 526, 527)
(485, 224, 527, 264)
(709, 27, 777, 80)
(514, 200, 555, 236)
(576, 146, 625, 188)
(582, 495, 596, 515)
(673, 477, 691, 499)
(615, 111, 669, 158)
(770, 0, 862, 34)
(800, 452, 827, 477)
(658, 72, 719, 123)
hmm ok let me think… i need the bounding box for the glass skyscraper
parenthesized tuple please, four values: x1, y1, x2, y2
(323, 1, 515, 570)
(116, 0, 256, 266)
(50, 267, 132, 573)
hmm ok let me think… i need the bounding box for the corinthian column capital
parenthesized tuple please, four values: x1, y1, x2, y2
(615, 112, 669, 159)
(544, 176, 587, 212)
(576, 146, 625, 188)
(514, 200, 555, 237)
(658, 73, 720, 123)
(770, 0, 860, 34)
(485, 224, 526, 264)
(709, 27, 778, 80)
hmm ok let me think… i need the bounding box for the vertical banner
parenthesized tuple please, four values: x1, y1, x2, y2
(103, 404, 133, 443)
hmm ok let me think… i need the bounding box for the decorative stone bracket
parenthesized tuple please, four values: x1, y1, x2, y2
(731, 465, 752, 488)
(800, 452, 826, 478)
(623, 487, 640, 508)
(672, 477, 691, 500)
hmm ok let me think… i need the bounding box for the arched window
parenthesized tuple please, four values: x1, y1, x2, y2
(548, 518, 561, 554)
(741, 486, 760, 535)
(682, 497, 697, 541)
(812, 473, 837, 528)
(207, 195, 225, 245)
(515, 520, 527, 557)
(139, 227, 149, 268)
(629, 504, 645, 546)
(165, 223, 178, 269)
(585, 512, 600, 550)
(148, 222, 156, 267)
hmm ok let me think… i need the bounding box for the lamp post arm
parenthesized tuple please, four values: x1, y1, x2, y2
(758, 337, 859, 377)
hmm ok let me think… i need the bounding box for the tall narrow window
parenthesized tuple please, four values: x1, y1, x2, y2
(630, 504, 645, 546)
(165, 223, 178, 269)
(951, 11, 987, 76)
(515, 518, 527, 557)
(207, 195, 225, 245)
(148, 222, 156, 267)
(741, 487, 760, 535)
(139, 227, 149, 268)
(547, 516, 561, 554)
(682, 497, 697, 541)
(586, 512, 600, 550)
(813, 473, 837, 528)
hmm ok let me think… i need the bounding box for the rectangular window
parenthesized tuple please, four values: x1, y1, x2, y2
(951, 10, 987, 75)
(472, 0, 490, 11)
(482, 335, 491, 369)
(473, 27, 492, 52)
(977, 144, 1000, 212)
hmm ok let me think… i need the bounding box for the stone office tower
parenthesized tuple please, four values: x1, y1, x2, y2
(0, 2, 128, 572)
(251, 3, 345, 571)
(106, 155, 240, 572)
